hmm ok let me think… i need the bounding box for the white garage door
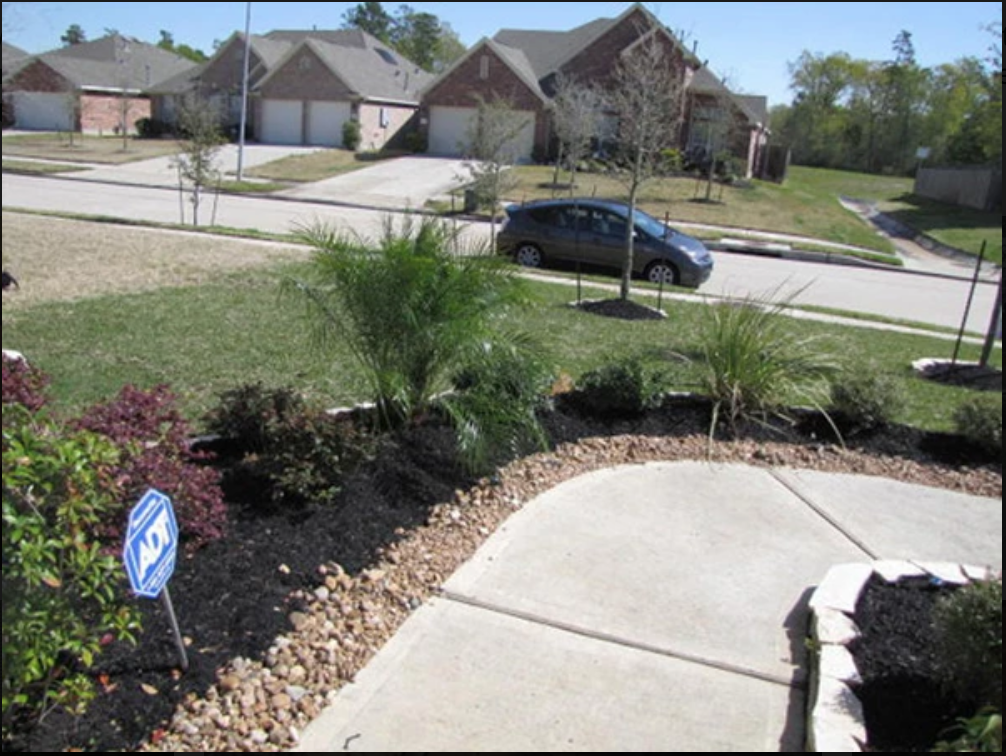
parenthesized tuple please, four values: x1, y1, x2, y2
(260, 100, 304, 146)
(307, 101, 352, 148)
(429, 105, 536, 163)
(13, 92, 74, 131)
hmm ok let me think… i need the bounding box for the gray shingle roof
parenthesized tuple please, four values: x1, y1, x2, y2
(493, 17, 617, 80)
(688, 67, 766, 126)
(35, 35, 196, 91)
(304, 34, 434, 103)
(266, 29, 368, 49)
(3, 41, 30, 79)
(737, 95, 769, 126)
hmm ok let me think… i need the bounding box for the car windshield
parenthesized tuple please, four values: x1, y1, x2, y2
(632, 209, 673, 241)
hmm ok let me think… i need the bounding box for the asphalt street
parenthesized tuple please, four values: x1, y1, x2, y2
(2, 172, 1000, 333)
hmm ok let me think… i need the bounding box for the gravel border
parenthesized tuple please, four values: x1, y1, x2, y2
(142, 434, 1000, 753)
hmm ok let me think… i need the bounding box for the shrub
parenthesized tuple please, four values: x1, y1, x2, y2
(135, 117, 170, 139)
(698, 292, 838, 436)
(288, 216, 547, 474)
(342, 120, 362, 152)
(954, 394, 1002, 457)
(933, 709, 1002, 753)
(443, 336, 553, 474)
(403, 131, 428, 154)
(76, 385, 227, 549)
(1, 356, 50, 412)
(830, 370, 907, 433)
(205, 384, 372, 510)
(2, 407, 141, 737)
(933, 579, 1002, 712)
(573, 356, 666, 420)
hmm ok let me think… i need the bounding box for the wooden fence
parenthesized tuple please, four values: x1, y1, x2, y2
(914, 167, 1001, 212)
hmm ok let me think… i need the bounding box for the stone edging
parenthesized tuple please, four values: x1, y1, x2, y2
(806, 561, 998, 753)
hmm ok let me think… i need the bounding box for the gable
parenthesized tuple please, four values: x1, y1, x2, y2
(257, 45, 354, 101)
(558, 7, 687, 90)
(5, 59, 73, 93)
(198, 37, 267, 93)
(424, 41, 546, 112)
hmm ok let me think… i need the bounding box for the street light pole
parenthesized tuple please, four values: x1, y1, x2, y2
(236, 1, 253, 182)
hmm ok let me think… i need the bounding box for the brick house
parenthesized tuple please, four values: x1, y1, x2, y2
(151, 30, 431, 150)
(2, 42, 29, 127)
(421, 2, 770, 177)
(4, 35, 195, 133)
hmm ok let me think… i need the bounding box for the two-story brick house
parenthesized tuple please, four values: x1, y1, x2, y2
(420, 3, 769, 177)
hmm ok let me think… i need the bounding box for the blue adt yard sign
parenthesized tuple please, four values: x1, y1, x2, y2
(124, 490, 179, 600)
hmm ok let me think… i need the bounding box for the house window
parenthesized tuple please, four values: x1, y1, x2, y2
(299, 56, 312, 72)
(480, 56, 491, 81)
(380, 108, 391, 128)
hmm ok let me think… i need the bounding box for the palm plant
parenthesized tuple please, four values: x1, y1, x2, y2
(698, 290, 839, 438)
(286, 215, 551, 473)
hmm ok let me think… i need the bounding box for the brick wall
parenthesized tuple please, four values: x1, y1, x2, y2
(81, 93, 151, 134)
(257, 47, 354, 101)
(7, 59, 69, 93)
(358, 103, 417, 151)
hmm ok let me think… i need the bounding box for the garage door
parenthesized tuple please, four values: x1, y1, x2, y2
(429, 105, 536, 163)
(260, 100, 303, 146)
(12, 92, 73, 131)
(307, 101, 352, 148)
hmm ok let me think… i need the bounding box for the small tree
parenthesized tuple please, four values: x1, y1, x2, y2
(60, 23, 86, 47)
(62, 88, 81, 147)
(172, 95, 224, 227)
(463, 95, 531, 252)
(550, 72, 604, 191)
(606, 33, 686, 300)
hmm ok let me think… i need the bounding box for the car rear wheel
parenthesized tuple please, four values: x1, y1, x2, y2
(515, 244, 544, 269)
(645, 260, 679, 286)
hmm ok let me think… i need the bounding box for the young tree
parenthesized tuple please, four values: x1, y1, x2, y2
(342, 1, 395, 44)
(463, 95, 532, 252)
(60, 23, 87, 46)
(172, 96, 225, 227)
(605, 33, 686, 300)
(549, 72, 603, 190)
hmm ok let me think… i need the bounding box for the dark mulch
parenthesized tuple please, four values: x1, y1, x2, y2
(3, 399, 1000, 752)
(852, 577, 971, 753)
(574, 298, 668, 321)
(917, 361, 1002, 393)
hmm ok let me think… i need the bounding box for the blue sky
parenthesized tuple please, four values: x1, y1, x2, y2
(4, 2, 1001, 106)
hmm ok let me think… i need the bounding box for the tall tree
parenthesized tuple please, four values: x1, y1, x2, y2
(605, 33, 686, 300)
(157, 29, 208, 62)
(342, 1, 395, 44)
(61, 24, 87, 46)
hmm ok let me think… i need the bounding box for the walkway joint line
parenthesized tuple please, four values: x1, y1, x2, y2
(440, 590, 806, 692)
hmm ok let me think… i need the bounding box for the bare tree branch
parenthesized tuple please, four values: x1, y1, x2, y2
(604, 31, 686, 300)
(550, 72, 604, 191)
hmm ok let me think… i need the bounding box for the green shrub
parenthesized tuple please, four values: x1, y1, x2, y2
(954, 394, 1002, 457)
(698, 292, 838, 436)
(206, 384, 373, 509)
(288, 216, 546, 474)
(933, 579, 1002, 712)
(830, 370, 907, 432)
(342, 120, 362, 152)
(2, 407, 141, 737)
(933, 709, 1002, 753)
(573, 356, 666, 420)
(444, 336, 553, 474)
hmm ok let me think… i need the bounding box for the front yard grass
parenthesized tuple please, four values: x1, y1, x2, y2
(1, 158, 90, 175)
(1, 133, 184, 164)
(3, 254, 998, 432)
(879, 196, 1002, 265)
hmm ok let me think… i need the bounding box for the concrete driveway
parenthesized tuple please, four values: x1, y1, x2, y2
(294, 463, 1001, 753)
(72, 144, 321, 188)
(277, 155, 470, 210)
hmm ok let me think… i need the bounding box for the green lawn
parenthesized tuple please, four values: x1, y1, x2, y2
(879, 196, 1002, 265)
(0, 159, 89, 175)
(3, 262, 998, 433)
(1, 133, 184, 164)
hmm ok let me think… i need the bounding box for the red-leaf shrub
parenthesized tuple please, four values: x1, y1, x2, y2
(1, 356, 50, 412)
(76, 385, 227, 550)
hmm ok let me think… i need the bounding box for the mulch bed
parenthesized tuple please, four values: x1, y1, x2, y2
(4, 398, 1001, 752)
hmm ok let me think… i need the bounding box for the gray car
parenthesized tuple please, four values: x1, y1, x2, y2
(498, 199, 714, 289)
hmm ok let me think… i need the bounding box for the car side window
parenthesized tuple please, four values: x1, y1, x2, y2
(592, 211, 626, 239)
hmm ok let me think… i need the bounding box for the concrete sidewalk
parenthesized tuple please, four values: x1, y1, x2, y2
(293, 463, 1001, 753)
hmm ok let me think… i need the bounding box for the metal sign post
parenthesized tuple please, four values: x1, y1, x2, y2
(124, 490, 189, 672)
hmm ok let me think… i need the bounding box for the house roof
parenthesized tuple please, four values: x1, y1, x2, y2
(493, 17, 617, 80)
(30, 35, 196, 92)
(420, 37, 550, 105)
(265, 29, 369, 48)
(2, 41, 29, 79)
(258, 33, 433, 105)
(737, 95, 769, 126)
(688, 66, 768, 127)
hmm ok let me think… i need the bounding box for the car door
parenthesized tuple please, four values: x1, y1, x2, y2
(579, 208, 628, 270)
(526, 206, 578, 262)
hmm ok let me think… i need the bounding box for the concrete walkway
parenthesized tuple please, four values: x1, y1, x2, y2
(277, 156, 470, 210)
(294, 463, 1001, 753)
